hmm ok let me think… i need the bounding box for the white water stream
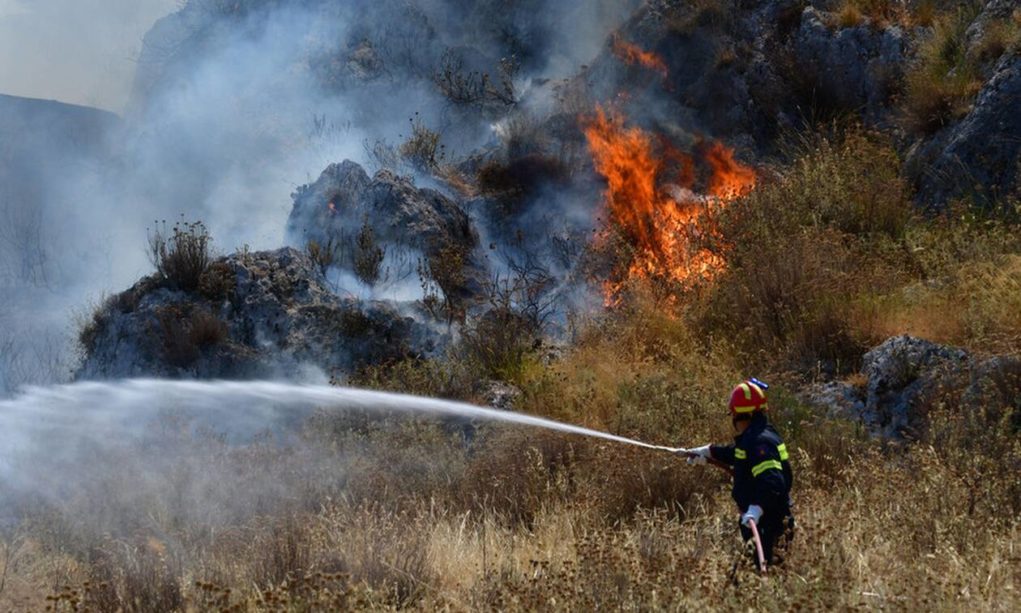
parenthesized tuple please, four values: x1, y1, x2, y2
(0, 379, 682, 452)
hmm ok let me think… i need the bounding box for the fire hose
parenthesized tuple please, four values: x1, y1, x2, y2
(667, 446, 765, 574)
(747, 518, 767, 575)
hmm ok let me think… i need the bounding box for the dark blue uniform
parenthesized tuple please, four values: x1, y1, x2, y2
(710, 413, 794, 566)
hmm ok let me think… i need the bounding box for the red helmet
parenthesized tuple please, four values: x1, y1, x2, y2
(728, 380, 768, 416)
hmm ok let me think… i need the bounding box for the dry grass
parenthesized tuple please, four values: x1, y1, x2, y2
(832, 0, 911, 28)
(902, 4, 984, 135)
(4, 388, 1015, 611)
(692, 130, 914, 374)
(11, 265, 1021, 609)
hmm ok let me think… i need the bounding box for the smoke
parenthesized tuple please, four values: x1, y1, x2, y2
(0, 0, 642, 394)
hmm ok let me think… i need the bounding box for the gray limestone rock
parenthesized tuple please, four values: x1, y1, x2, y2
(792, 7, 908, 120)
(286, 160, 486, 298)
(76, 247, 443, 381)
(910, 54, 1021, 208)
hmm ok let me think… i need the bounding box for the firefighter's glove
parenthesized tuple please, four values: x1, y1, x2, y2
(740, 505, 763, 528)
(685, 445, 712, 465)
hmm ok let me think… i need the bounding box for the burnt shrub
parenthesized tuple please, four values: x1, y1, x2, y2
(148, 220, 213, 292)
(477, 154, 570, 220)
(198, 260, 236, 302)
(153, 306, 228, 369)
(352, 222, 384, 286)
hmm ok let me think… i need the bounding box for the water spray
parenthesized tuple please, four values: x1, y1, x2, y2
(0, 379, 689, 453)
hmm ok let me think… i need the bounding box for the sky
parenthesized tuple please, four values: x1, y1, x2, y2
(0, 0, 179, 112)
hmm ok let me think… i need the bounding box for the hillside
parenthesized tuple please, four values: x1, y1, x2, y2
(0, 0, 1019, 610)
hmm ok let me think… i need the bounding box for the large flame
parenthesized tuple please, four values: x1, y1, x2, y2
(583, 107, 756, 303)
(611, 36, 668, 79)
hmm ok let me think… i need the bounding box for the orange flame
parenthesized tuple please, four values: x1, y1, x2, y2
(583, 107, 756, 303)
(705, 142, 758, 200)
(611, 36, 668, 79)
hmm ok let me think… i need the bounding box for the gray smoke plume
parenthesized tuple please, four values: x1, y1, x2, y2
(0, 0, 641, 394)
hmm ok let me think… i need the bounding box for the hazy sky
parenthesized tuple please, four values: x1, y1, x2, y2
(0, 0, 179, 112)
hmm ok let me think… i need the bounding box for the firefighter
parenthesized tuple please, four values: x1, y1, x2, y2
(680, 378, 794, 570)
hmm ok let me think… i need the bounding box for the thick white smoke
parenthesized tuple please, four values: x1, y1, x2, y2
(0, 0, 641, 394)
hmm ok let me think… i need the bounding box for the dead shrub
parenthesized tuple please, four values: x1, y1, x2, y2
(77, 305, 110, 357)
(188, 308, 228, 348)
(457, 270, 554, 381)
(197, 260, 236, 302)
(399, 113, 444, 171)
(418, 243, 469, 325)
(433, 49, 518, 110)
(153, 306, 227, 369)
(969, 10, 1021, 65)
(352, 222, 385, 286)
(305, 236, 339, 277)
(833, 0, 908, 28)
(147, 219, 213, 292)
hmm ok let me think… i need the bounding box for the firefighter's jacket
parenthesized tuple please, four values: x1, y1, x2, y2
(710, 414, 793, 515)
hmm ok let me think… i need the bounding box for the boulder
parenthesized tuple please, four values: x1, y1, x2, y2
(800, 335, 1021, 438)
(792, 7, 908, 121)
(286, 160, 486, 298)
(909, 54, 1021, 208)
(76, 247, 443, 381)
(859, 335, 968, 437)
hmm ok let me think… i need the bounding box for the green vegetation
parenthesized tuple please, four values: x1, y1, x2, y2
(899, 2, 1021, 135)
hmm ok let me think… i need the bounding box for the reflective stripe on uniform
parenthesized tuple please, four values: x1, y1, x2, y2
(751, 459, 783, 477)
(734, 448, 747, 459)
(777, 444, 789, 461)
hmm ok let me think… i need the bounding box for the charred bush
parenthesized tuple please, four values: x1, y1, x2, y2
(305, 237, 339, 278)
(147, 220, 213, 292)
(478, 154, 570, 220)
(433, 49, 518, 110)
(198, 260, 236, 302)
(352, 222, 385, 286)
(418, 243, 469, 326)
(399, 114, 445, 171)
(153, 306, 228, 369)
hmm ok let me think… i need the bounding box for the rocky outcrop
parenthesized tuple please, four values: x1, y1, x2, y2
(909, 53, 1021, 208)
(286, 160, 486, 297)
(76, 248, 443, 381)
(792, 7, 908, 121)
(803, 335, 1021, 438)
